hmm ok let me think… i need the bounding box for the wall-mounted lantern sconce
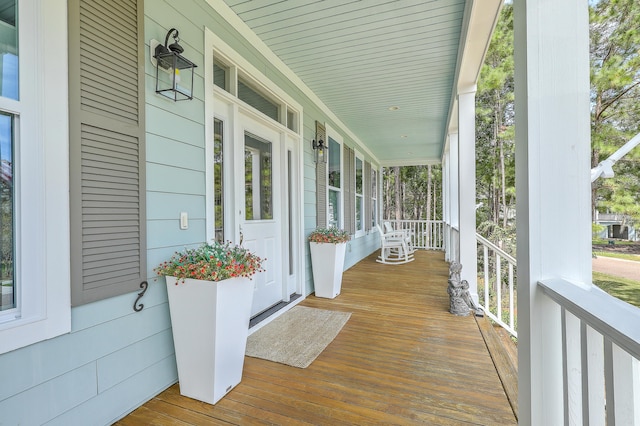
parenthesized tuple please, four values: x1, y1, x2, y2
(153, 28, 197, 101)
(312, 139, 327, 164)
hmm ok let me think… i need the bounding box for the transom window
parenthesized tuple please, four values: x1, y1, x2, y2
(212, 51, 299, 135)
(238, 77, 279, 121)
(213, 59, 229, 93)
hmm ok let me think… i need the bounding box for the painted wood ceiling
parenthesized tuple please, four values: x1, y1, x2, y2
(223, 0, 467, 165)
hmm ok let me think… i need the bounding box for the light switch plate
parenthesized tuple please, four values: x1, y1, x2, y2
(179, 212, 188, 230)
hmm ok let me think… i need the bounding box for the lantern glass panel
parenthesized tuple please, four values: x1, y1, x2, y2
(155, 51, 196, 101)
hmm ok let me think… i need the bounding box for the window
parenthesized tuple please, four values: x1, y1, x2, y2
(0, 0, 71, 354)
(213, 118, 224, 243)
(211, 47, 300, 135)
(238, 77, 279, 121)
(328, 136, 342, 228)
(371, 168, 378, 228)
(286, 108, 296, 132)
(213, 59, 229, 92)
(0, 113, 14, 312)
(0, 0, 17, 314)
(355, 155, 363, 233)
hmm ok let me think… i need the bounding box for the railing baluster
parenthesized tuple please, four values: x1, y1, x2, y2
(496, 254, 502, 322)
(509, 263, 514, 331)
(584, 324, 605, 424)
(483, 245, 489, 312)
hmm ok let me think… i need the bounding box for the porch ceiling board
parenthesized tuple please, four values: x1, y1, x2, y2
(222, 0, 467, 166)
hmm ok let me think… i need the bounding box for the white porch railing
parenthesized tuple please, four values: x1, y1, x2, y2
(539, 278, 640, 424)
(476, 233, 517, 338)
(383, 220, 445, 250)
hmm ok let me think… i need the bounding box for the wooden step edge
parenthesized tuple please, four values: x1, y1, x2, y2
(475, 315, 519, 421)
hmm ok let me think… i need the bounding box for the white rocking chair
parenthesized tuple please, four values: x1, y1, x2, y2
(376, 224, 415, 264)
(383, 221, 415, 255)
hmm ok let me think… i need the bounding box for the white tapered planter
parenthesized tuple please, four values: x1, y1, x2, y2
(310, 242, 347, 298)
(165, 276, 253, 405)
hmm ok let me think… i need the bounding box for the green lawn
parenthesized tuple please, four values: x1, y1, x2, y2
(592, 271, 640, 309)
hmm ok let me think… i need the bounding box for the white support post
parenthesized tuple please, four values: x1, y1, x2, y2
(450, 132, 460, 264)
(514, 0, 592, 424)
(458, 90, 477, 301)
(442, 151, 451, 261)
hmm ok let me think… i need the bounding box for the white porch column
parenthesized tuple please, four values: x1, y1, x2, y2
(449, 132, 460, 264)
(514, 0, 591, 424)
(442, 150, 451, 261)
(458, 89, 477, 300)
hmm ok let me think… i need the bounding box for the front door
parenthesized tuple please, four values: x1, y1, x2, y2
(238, 115, 283, 316)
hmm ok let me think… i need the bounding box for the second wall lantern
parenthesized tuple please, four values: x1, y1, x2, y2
(153, 28, 197, 101)
(312, 139, 327, 164)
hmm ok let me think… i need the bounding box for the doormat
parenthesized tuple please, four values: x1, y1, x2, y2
(245, 305, 351, 368)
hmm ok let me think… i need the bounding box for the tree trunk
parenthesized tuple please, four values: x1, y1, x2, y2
(591, 92, 603, 222)
(500, 139, 507, 228)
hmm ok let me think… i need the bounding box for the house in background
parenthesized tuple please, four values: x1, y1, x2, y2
(594, 212, 638, 241)
(0, 0, 638, 425)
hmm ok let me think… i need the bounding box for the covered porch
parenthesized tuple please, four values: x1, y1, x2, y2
(117, 250, 517, 425)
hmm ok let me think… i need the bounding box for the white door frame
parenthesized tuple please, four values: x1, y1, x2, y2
(203, 28, 305, 315)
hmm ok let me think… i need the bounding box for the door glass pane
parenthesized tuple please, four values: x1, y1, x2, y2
(328, 137, 340, 188)
(328, 189, 340, 228)
(0, 0, 18, 100)
(245, 132, 272, 220)
(0, 112, 14, 311)
(213, 118, 224, 243)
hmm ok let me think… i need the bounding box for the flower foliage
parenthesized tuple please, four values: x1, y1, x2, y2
(308, 227, 350, 244)
(154, 241, 265, 283)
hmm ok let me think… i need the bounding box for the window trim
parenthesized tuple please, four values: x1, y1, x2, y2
(0, 0, 71, 354)
(326, 125, 343, 230)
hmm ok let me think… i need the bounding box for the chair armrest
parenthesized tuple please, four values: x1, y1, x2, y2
(384, 231, 408, 239)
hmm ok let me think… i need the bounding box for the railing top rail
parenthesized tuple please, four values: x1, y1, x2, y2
(476, 233, 517, 265)
(384, 219, 445, 224)
(539, 278, 640, 360)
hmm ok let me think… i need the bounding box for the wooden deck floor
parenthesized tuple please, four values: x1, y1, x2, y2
(116, 251, 516, 425)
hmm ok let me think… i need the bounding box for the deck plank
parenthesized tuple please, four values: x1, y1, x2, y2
(115, 251, 516, 425)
